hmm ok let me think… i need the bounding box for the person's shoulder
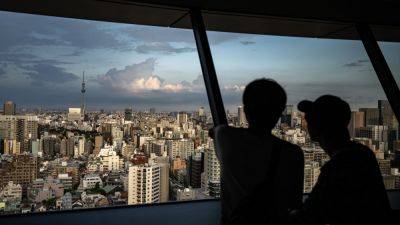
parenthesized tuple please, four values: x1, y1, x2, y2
(272, 136, 304, 158)
(215, 125, 245, 137)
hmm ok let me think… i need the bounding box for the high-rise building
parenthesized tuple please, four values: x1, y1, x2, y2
(188, 153, 204, 188)
(94, 135, 104, 155)
(348, 111, 365, 138)
(77, 137, 85, 156)
(304, 161, 320, 193)
(128, 162, 161, 205)
(237, 106, 247, 127)
(0, 155, 38, 189)
(359, 108, 379, 126)
(202, 141, 220, 197)
(66, 137, 75, 157)
(198, 106, 205, 117)
(281, 105, 293, 127)
(68, 108, 82, 122)
(60, 138, 67, 156)
(154, 155, 170, 202)
(149, 108, 156, 114)
(3, 101, 16, 115)
(125, 108, 133, 121)
(42, 136, 58, 158)
(177, 112, 188, 124)
(0, 115, 38, 141)
(378, 100, 395, 127)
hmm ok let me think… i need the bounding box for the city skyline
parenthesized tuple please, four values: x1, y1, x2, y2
(0, 11, 400, 111)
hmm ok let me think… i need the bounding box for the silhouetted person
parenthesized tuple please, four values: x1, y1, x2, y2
(290, 95, 391, 225)
(214, 79, 304, 225)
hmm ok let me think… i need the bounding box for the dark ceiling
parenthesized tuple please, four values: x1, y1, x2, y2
(0, 0, 399, 41)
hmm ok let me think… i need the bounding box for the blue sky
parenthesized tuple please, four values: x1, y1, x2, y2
(0, 11, 399, 111)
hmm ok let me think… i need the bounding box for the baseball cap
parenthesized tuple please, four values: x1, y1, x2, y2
(297, 95, 351, 128)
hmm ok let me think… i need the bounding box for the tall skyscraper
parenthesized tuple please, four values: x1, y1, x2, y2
(378, 100, 395, 127)
(359, 108, 379, 126)
(3, 101, 16, 115)
(81, 71, 86, 118)
(304, 161, 320, 193)
(348, 111, 365, 138)
(154, 156, 170, 202)
(237, 106, 247, 127)
(128, 163, 161, 205)
(177, 112, 188, 124)
(188, 153, 204, 188)
(124, 108, 133, 121)
(202, 141, 220, 197)
(94, 135, 104, 155)
(281, 105, 293, 127)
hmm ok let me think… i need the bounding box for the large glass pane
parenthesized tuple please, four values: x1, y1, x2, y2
(0, 11, 217, 215)
(208, 30, 400, 192)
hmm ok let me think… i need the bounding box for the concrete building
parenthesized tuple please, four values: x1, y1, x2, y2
(98, 145, 123, 171)
(0, 155, 38, 189)
(304, 161, 320, 193)
(82, 174, 103, 189)
(128, 162, 161, 205)
(0, 181, 22, 202)
(237, 106, 247, 127)
(3, 101, 16, 115)
(68, 108, 82, 122)
(202, 141, 220, 197)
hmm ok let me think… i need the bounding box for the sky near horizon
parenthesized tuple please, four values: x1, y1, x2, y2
(0, 11, 399, 111)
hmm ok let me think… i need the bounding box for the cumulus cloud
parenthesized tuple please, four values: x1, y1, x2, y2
(343, 59, 369, 67)
(97, 59, 208, 93)
(223, 84, 246, 92)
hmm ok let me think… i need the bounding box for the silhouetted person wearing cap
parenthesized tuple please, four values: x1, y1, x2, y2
(290, 95, 391, 225)
(214, 79, 304, 225)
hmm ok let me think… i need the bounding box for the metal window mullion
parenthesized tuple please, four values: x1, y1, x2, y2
(356, 23, 400, 124)
(190, 9, 227, 126)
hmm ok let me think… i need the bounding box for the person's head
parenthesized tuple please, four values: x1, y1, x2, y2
(243, 79, 287, 131)
(298, 95, 351, 152)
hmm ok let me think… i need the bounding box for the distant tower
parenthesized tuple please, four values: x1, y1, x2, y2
(81, 71, 86, 117)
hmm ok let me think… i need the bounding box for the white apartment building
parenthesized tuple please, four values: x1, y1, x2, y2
(304, 161, 320, 193)
(0, 181, 22, 202)
(82, 174, 103, 189)
(128, 162, 161, 205)
(98, 145, 123, 171)
(201, 141, 220, 197)
(166, 139, 195, 160)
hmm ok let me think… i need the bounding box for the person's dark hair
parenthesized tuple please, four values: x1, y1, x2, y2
(243, 79, 287, 130)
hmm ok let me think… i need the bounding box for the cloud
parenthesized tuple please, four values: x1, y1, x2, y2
(22, 63, 79, 85)
(343, 59, 369, 67)
(97, 58, 206, 93)
(123, 26, 245, 45)
(240, 41, 255, 45)
(223, 84, 246, 92)
(134, 42, 195, 54)
(0, 11, 130, 52)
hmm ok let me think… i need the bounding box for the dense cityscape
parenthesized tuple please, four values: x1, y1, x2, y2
(0, 77, 400, 214)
